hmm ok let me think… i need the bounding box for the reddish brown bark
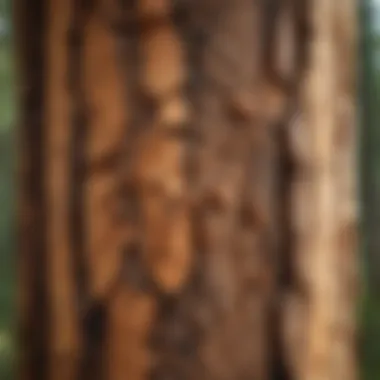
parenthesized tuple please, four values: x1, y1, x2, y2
(16, 1, 358, 380)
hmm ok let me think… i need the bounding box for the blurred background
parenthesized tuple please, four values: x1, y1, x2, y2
(0, 0, 14, 378)
(0, 0, 380, 379)
(360, 0, 380, 378)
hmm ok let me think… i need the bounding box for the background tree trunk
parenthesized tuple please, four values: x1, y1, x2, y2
(16, 1, 358, 380)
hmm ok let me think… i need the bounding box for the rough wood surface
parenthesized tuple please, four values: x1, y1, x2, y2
(16, 1, 358, 380)
(45, 1, 81, 378)
(83, 2, 127, 301)
(291, 0, 358, 379)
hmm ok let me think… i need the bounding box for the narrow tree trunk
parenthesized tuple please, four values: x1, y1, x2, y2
(16, 1, 358, 380)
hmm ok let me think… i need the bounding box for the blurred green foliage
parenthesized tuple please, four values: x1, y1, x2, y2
(0, 2, 15, 377)
(360, 296, 380, 379)
(360, 2, 380, 379)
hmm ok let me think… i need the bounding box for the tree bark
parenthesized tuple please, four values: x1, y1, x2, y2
(16, 1, 358, 380)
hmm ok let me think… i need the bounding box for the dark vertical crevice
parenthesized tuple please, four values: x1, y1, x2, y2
(294, 0, 311, 77)
(115, 0, 147, 298)
(173, 0, 207, 188)
(68, 0, 89, 309)
(177, 6, 212, 353)
(15, 0, 49, 379)
(262, 1, 300, 379)
(270, 114, 294, 380)
(275, 3, 312, 379)
(261, 0, 282, 81)
(118, 0, 150, 200)
(114, 0, 142, 192)
(268, 1, 311, 378)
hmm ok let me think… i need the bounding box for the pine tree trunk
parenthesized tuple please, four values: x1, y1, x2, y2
(16, 1, 358, 380)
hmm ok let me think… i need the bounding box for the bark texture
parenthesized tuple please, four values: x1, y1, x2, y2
(16, 1, 358, 380)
